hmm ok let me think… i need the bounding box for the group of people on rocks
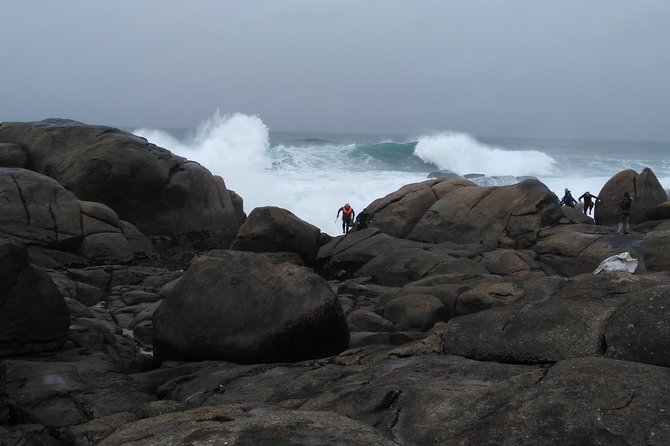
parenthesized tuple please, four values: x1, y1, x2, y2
(559, 188, 599, 215)
(559, 188, 633, 234)
(338, 186, 635, 237)
(336, 203, 370, 234)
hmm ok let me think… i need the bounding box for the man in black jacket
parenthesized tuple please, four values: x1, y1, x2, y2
(579, 191, 599, 215)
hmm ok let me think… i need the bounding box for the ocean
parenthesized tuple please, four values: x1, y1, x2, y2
(131, 111, 670, 236)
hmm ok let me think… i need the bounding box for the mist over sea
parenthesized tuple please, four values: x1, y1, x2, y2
(132, 111, 670, 235)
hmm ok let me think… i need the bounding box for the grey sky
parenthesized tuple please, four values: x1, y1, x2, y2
(2, 0, 669, 140)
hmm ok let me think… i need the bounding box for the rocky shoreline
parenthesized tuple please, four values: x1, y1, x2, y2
(2, 119, 670, 445)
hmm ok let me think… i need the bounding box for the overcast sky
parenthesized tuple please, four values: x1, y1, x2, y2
(2, 1, 669, 140)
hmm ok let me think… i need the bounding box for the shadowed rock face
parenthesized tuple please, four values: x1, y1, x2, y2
(0, 360, 6, 424)
(0, 241, 69, 356)
(605, 285, 670, 367)
(153, 250, 350, 363)
(0, 167, 152, 264)
(0, 143, 27, 168)
(0, 119, 241, 247)
(643, 221, 670, 271)
(0, 167, 82, 247)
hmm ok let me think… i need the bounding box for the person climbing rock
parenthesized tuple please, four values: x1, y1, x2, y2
(336, 203, 355, 234)
(559, 188, 577, 208)
(579, 191, 600, 215)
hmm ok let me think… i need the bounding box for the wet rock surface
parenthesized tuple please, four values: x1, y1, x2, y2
(2, 120, 670, 444)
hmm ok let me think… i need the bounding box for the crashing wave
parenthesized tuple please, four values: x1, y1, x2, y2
(414, 132, 556, 177)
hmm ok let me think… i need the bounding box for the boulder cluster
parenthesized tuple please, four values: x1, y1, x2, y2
(2, 119, 670, 444)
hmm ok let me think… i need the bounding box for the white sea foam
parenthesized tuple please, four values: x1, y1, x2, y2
(135, 110, 270, 173)
(133, 112, 426, 234)
(133, 112, 668, 235)
(414, 132, 557, 176)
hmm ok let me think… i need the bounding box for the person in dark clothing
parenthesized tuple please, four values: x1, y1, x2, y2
(336, 203, 355, 234)
(354, 211, 370, 231)
(578, 191, 600, 215)
(559, 188, 577, 207)
(618, 192, 633, 234)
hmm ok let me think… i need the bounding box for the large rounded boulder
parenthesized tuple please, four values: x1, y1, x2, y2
(363, 179, 460, 238)
(0, 119, 241, 247)
(595, 168, 667, 227)
(231, 206, 321, 265)
(153, 250, 350, 363)
(0, 241, 69, 356)
(366, 178, 562, 250)
(383, 294, 447, 331)
(0, 167, 82, 246)
(410, 179, 562, 248)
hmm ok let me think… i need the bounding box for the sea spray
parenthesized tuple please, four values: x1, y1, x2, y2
(134, 110, 270, 174)
(133, 112, 670, 235)
(413, 132, 557, 176)
(134, 112, 426, 233)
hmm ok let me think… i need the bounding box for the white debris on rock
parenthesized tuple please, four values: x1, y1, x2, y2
(593, 252, 638, 275)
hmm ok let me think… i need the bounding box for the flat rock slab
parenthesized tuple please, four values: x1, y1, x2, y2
(128, 351, 670, 445)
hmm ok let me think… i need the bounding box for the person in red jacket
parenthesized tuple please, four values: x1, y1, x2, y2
(336, 203, 355, 234)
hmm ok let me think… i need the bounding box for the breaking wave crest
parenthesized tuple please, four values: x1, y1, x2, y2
(414, 132, 557, 177)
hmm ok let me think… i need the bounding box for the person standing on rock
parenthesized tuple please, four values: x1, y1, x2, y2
(336, 203, 355, 234)
(578, 191, 600, 215)
(559, 188, 577, 208)
(618, 192, 633, 234)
